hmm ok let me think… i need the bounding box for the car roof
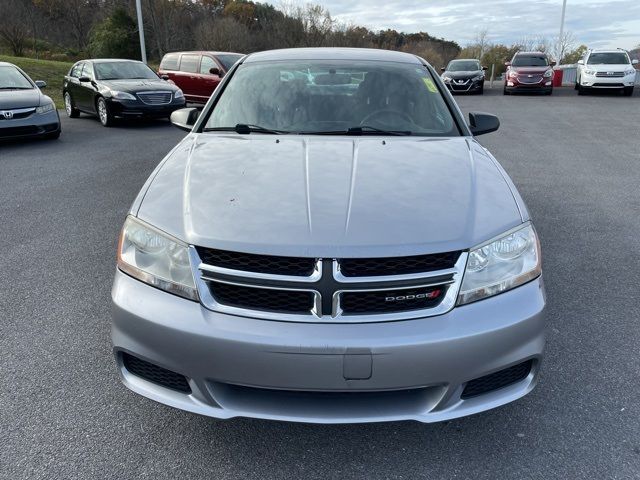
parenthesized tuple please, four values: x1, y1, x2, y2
(0, 61, 18, 67)
(589, 49, 628, 53)
(450, 58, 480, 62)
(515, 51, 547, 56)
(84, 58, 144, 63)
(243, 48, 425, 65)
(164, 51, 243, 56)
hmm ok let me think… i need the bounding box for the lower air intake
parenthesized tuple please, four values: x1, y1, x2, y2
(461, 360, 533, 399)
(122, 353, 191, 393)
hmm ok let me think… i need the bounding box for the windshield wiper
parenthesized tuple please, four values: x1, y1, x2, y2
(304, 126, 412, 136)
(204, 124, 288, 134)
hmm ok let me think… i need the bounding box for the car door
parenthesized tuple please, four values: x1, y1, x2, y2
(174, 54, 201, 102)
(77, 62, 98, 112)
(196, 55, 223, 99)
(65, 62, 84, 106)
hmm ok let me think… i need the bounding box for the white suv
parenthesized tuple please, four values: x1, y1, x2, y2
(576, 49, 638, 96)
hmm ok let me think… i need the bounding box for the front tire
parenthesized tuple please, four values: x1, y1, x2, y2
(623, 86, 634, 97)
(503, 87, 510, 95)
(64, 92, 80, 118)
(577, 83, 586, 96)
(96, 97, 114, 127)
(43, 131, 61, 140)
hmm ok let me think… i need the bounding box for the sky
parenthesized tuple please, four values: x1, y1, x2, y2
(314, 0, 640, 50)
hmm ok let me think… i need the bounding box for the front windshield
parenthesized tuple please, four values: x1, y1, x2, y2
(447, 60, 480, 72)
(0, 66, 34, 89)
(94, 62, 159, 80)
(587, 52, 629, 65)
(512, 55, 549, 67)
(205, 60, 459, 136)
(217, 54, 243, 70)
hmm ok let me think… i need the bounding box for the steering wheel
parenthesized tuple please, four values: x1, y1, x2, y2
(360, 109, 414, 127)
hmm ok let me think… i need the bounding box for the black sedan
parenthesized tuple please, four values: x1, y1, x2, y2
(62, 59, 186, 127)
(440, 59, 487, 94)
(0, 62, 61, 140)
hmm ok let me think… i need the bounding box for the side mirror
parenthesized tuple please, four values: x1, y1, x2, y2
(170, 107, 200, 132)
(79, 76, 91, 82)
(35, 80, 47, 88)
(209, 67, 223, 77)
(550, 61, 557, 67)
(469, 112, 500, 136)
(632, 59, 639, 65)
(482, 66, 488, 71)
(160, 74, 170, 80)
(504, 61, 511, 67)
(440, 67, 446, 72)
(577, 59, 584, 65)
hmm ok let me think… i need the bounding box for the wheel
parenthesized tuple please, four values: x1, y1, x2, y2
(545, 89, 553, 96)
(503, 87, 510, 95)
(623, 87, 634, 97)
(64, 92, 79, 118)
(478, 85, 484, 95)
(577, 83, 585, 96)
(96, 97, 114, 127)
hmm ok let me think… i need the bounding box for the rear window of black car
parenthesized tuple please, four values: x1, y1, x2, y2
(512, 55, 549, 67)
(160, 53, 180, 71)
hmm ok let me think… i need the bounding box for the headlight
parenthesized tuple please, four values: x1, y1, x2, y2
(457, 223, 541, 306)
(473, 75, 484, 81)
(624, 69, 636, 76)
(36, 102, 55, 114)
(442, 76, 452, 83)
(584, 69, 596, 75)
(117, 216, 198, 301)
(112, 91, 136, 100)
(543, 69, 553, 78)
(508, 70, 518, 78)
(174, 89, 184, 99)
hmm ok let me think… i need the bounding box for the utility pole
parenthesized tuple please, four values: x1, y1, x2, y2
(557, 0, 567, 64)
(135, 0, 147, 64)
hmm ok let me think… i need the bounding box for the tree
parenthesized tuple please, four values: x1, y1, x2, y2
(89, 8, 139, 59)
(195, 17, 251, 53)
(35, 0, 100, 52)
(562, 44, 587, 65)
(555, 31, 576, 64)
(0, 0, 33, 57)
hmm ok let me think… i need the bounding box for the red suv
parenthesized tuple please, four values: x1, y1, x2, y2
(158, 51, 244, 103)
(504, 52, 555, 95)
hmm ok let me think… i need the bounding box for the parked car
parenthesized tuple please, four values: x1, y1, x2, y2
(62, 59, 186, 127)
(112, 47, 545, 424)
(440, 58, 486, 94)
(504, 51, 555, 95)
(576, 48, 638, 96)
(0, 62, 60, 140)
(158, 51, 244, 103)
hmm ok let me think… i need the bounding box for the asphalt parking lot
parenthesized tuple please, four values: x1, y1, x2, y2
(2, 86, 639, 479)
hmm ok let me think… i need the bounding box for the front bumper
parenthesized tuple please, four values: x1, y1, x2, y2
(112, 270, 546, 424)
(579, 74, 635, 89)
(0, 109, 60, 139)
(444, 79, 484, 93)
(505, 79, 553, 93)
(107, 98, 186, 118)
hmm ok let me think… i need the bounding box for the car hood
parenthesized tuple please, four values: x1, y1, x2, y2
(135, 135, 524, 257)
(510, 66, 550, 74)
(587, 64, 632, 72)
(0, 88, 41, 109)
(444, 70, 482, 79)
(100, 79, 178, 92)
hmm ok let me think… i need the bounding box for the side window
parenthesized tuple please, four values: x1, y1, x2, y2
(81, 63, 94, 80)
(160, 53, 180, 71)
(180, 54, 200, 74)
(70, 63, 83, 78)
(200, 56, 217, 74)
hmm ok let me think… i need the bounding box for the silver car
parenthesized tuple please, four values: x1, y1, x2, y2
(112, 48, 545, 424)
(0, 62, 61, 140)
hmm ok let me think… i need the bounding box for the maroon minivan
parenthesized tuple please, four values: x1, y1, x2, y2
(158, 51, 244, 103)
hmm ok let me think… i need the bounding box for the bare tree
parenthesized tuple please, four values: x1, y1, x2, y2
(195, 17, 251, 53)
(555, 31, 576, 64)
(0, 0, 32, 57)
(474, 29, 491, 59)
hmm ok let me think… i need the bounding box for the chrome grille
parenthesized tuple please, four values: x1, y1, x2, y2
(0, 107, 36, 120)
(595, 71, 624, 78)
(191, 248, 466, 323)
(517, 75, 542, 84)
(137, 91, 173, 105)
